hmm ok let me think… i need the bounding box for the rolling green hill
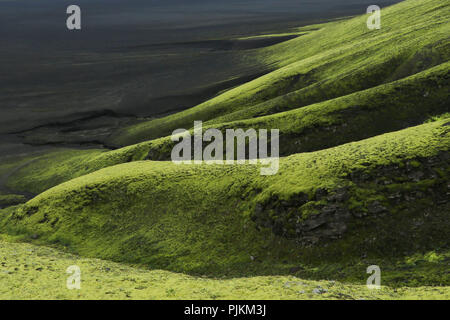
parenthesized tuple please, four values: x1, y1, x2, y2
(109, 0, 450, 146)
(1, 120, 449, 284)
(0, 0, 449, 299)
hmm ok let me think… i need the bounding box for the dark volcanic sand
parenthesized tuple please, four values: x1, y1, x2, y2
(0, 0, 402, 156)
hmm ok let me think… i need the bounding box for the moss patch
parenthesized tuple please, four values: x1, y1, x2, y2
(1, 121, 448, 286)
(1, 239, 448, 300)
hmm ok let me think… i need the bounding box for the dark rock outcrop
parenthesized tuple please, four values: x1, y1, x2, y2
(251, 152, 449, 244)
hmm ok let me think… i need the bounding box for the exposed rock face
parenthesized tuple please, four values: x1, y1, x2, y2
(251, 152, 449, 244)
(145, 147, 172, 161)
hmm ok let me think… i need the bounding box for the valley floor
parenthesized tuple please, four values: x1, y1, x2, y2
(1, 239, 448, 300)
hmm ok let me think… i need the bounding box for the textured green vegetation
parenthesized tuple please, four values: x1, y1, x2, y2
(109, 0, 450, 146)
(131, 61, 450, 159)
(0, 194, 26, 208)
(3, 142, 156, 195)
(3, 149, 104, 195)
(3, 147, 152, 195)
(0, 0, 449, 300)
(4, 60, 448, 196)
(3, 0, 449, 195)
(1, 121, 449, 288)
(1, 240, 448, 300)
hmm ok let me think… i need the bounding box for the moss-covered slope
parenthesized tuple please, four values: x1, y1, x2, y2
(1, 120, 448, 285)
(3, 0, 449, 197)
(109, 0, 450, 146)
(5, 60, 448, 196)
(1, 239, 448, 300)
(0, 0, 449, 298)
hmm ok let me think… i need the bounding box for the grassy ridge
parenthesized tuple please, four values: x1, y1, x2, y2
(135, 61, 450, 160)
(1, 120, 449, 285)
(5, 60, 448, 196)
(3, 148, 144, 195)
(3, 0, 449, 195)
(109, 0, 450, 146)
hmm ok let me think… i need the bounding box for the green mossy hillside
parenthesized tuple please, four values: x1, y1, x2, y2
(1, 120, 448, 285)
(0, 0, 449, 298)
(1, 239, 448, 300)
(3, 0, 449, 199)
(126, 61, 450, 160)
(0, 194, 27, 209)
(3, 143, 152, 195)
(6, 60, 447, 197)
(109, 0, 450, 146)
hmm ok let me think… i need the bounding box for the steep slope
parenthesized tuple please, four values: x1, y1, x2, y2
(126, 61, 450, 160)
(2, 0, 449, 197)
(109, 0, 450, 146)
(4, 60, 449, 195)
(2, 120, 449, 285)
